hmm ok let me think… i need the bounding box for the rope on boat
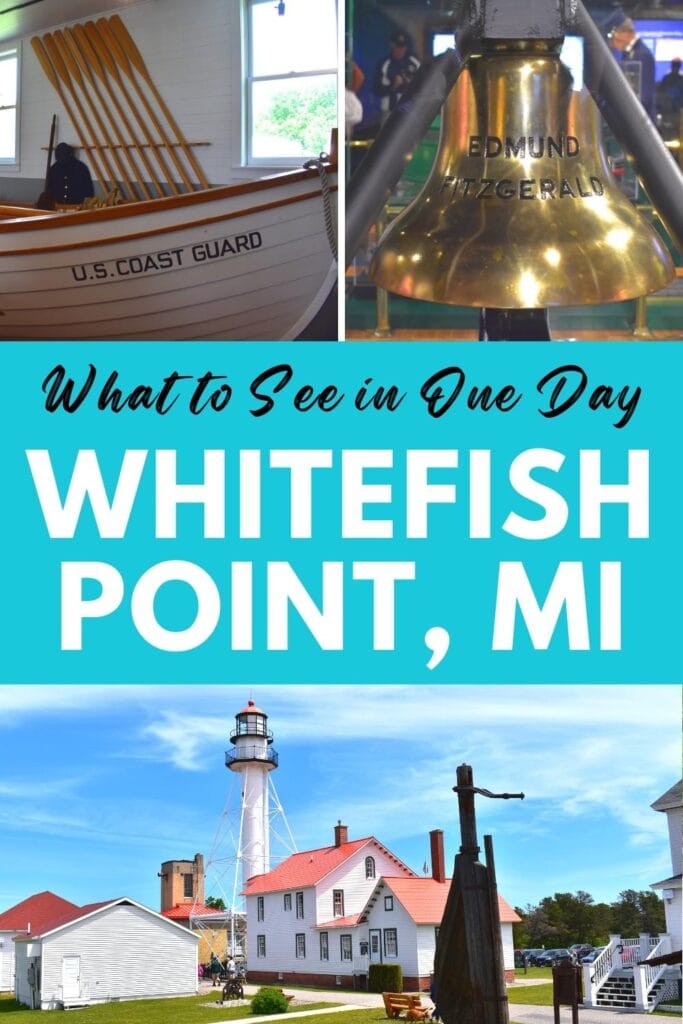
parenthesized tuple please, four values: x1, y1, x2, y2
(304, 152, 337, 262)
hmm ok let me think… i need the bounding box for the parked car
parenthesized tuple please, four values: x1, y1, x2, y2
(534, 948, 575, 967)
(569, 944, 593, 961)
(581, 947, 604, 964)
(524, 948, 552, 966)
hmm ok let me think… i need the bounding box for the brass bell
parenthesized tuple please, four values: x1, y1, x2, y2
(370, 40, 675, 308)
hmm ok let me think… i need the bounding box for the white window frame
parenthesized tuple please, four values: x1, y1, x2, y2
(284, 893, 292, 911)
(257, 896, 264, 921)
(384, 895, 394, 911)
(340, 934, 352, 961)
(296, 891, 304, 918)
(365, 856, 376, 879)
(320, 932, 329, 961)
(241, 0, 336, 167)
(384, 928, 398, 958)
(0, 45, 19, 166)
(257, 934, 266, 957)
(333, 889, 344, 917)
(295, 933, 306, 958)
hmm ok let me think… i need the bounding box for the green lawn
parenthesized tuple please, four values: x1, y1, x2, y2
(507, 983, 554, 1006)
(0, 993, 337, 1023)
(514, 967, 552, 981)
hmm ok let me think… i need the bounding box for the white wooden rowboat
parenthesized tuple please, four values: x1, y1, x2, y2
(0, 162, 337, 340)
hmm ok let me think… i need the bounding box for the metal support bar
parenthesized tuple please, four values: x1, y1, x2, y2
(346, 47, 468, 265)
(576, 0, 683, 251)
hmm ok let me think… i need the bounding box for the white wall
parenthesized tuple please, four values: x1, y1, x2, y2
(664, 890, 682, 951)
(315, 845, 411, 924)
(365, 884, 421, 979)
(36, 903, 197, 1008)
(247, 885, 317, 975)
(666, 807, 682, 876)
(0, 932, 17, 991)
(0, 0, 263, 200)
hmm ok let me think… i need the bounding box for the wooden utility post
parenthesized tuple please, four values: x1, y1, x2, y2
(434, 764, 524, 1024)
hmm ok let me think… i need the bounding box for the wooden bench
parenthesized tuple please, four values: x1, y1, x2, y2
(382, 993, 429, 1020)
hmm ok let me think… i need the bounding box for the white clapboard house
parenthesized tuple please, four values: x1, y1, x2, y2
(650, 781, 682, 952)
(12, 895, 198, 1010)
(0, 892, 78, 993)
(243, 825, 520, 989)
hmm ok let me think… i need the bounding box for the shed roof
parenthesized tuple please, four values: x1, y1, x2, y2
(0, 891, 79, 934)
(162, 903, 231, 921)
(13, 897, 200, 942)
(651, 781, 682, 812)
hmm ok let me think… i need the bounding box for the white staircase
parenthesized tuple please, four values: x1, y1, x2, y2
(583, 933, 675, 1012)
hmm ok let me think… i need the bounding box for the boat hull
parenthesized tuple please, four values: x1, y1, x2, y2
(0, 167, 337, 340)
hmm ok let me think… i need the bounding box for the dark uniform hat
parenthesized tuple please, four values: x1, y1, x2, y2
(390, 30, 409, 46)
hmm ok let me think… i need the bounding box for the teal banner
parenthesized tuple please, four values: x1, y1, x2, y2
(0, 342, 678, 683)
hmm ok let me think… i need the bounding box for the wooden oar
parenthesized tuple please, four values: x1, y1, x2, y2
(96, 17, 194, 192)
(30, 36, 109, 194)
(80, 20, 166, 198)
(70, 24, 151, 200)
(36, 113, 57, 208)
(85, 20, 178, 196)
(61, 26, 143, 201)
(51, 29, 135, 201)
(43, 32, 118, 190)
(108, 14, 210, 190)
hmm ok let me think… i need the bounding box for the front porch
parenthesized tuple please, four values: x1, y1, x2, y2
(583, 934, 680, 1012)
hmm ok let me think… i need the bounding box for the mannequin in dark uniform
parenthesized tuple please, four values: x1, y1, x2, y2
(46, 143, 95, 205)
(609, 18, 656, 121)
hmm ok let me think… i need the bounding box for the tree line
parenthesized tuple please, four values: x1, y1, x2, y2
(513, 890, 666, 948)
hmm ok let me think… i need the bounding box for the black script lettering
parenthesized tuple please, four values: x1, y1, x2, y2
(588, 384, 641, 429)
(190, 372, 233, 414)
(355, 378, 406, 412)
(420, 367, 466, 418)
(97, 370, 189, 414)
(42, 363, 96, 413)
(537, 364, 587, 418)
(250, 364, 294, 416)
(466, 384, 522, 412)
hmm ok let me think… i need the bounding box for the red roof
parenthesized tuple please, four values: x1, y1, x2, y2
(243, 838, 416, 895)
(238, 700, 266, 716)
(315, 914, 362, 929)
(162, 903, 227, 921)
(0, 892, 79, 934)
(371, 877, 521, 925)
(21, 901, 113, 939)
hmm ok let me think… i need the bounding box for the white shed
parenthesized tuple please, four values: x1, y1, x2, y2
(13, 897, 199, 1010)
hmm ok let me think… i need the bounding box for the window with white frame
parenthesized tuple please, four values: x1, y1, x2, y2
(257, 896, 264, 921)
(333, 890, 344, 917)
(384, 896, 394, 911)
(257, 934, 266, 957)
(384, 928, 398, 957)
(245, 0, 336, 164)
(340, 934, 352, 961)
(0, 47, 18, 163)
(365, 856, 376, 879)
(295, 933, 306, 958)
(320, 932, 329, 961)
(284, 893, 292, 911)
(296, 891, 304, 918)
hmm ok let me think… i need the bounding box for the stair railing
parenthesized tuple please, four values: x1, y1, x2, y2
(583, 937, 617, 1005)
(634, 934, 673, 1012)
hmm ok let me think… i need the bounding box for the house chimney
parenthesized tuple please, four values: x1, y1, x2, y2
(334, 821, 349, 847)
(430, 829, 446, 883)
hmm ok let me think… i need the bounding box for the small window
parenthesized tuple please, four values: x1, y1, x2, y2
(0, 47, 19, 164)
(257, 896, 264, 921)
(333, 889, 344, 917)
(284, 893, 292, 911)
(245, 0, 336, 164)
(365, 856, 376, 879)
(340, 934, 352, 961)
(384, 928, 398, 958)
(384, 895, 394, 911)
(295, 933, 306, 958)
(434, 926, 440, 943)
(296, 891, 304, 918)
(320, 932, 329, 961)
(257, 934, 266, 957)
(183, 873, 193, 898)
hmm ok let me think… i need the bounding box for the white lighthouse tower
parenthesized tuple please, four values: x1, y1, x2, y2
(225, 699, 279, 887)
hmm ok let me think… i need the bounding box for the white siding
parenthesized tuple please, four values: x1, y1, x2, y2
(0, 931, 17, 991)
(666, 807, 682, 877)
(315, 845, 411, 925)
(365, 886, 421, 980)
(246, 885, 317, 975)
(36, 903, 197, 1008)
(501, 922, 515, 973)
(0, 0, 270, 201)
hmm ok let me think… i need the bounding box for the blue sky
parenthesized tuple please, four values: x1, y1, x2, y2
(0, 685, 679, 919)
